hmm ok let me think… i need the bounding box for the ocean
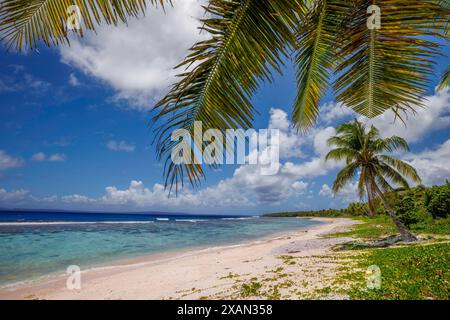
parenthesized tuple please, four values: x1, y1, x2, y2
(0, 211, 320, 286)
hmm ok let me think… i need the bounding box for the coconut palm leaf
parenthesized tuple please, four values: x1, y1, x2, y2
(0, 0, 168, 51)
(437, 66, 450, 90)
(332, 162, 359, 193)
(371, 136, 409, 153)
(292, 0, 347, 130)
(324, 147, 358, 163)
(333, 0, 448, 119)
(378, 163, 410, 188)
(153, 0, 301, 191)
(379, 154, 421, 183)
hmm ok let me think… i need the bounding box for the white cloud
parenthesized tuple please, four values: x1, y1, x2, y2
(364, 88, 450, 142)
(320, 101, 354, 124)
(313, 126, 336, 156)
(61, 194, 93, 203)
(68, 73, 80, 86)
(31, 152, 46, 162)
(403, 139, 450, 186)
(59, 0, 206, 110)
(268, 108, 304, 159)
(31, 152, 66, 162)
(319, 184, 332, 197)
(319, 182, 360, 204)
(292, 181, 308, 194)
(0, 150, 24, 170)
(99, 180, 204, 208)
(0, 188, 28, 201)
(49, 153, 66, 162)
(106, 140, 136, 152)
(316, 89, 450, 144)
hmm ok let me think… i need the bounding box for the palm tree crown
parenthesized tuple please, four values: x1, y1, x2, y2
(325, 120, 421, 241)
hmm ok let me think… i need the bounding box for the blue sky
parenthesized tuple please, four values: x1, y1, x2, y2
(0, 0, 449, 215)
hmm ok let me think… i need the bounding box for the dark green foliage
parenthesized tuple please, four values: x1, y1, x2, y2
(392, 183, 450, 230)
(394, 192, 428, 228)
(424, 182, 450, 218)
(265, 208, 348, 218)
(345, 202, 369, 216)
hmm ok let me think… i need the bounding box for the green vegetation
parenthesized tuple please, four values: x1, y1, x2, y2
(330, 215, 398, 239)
(265, 208, 351, 218)
(266, 182, 450, 237)
(387, 183, 450, 235)
(240, 279, 262, 298)
(339, 243, 450, 300)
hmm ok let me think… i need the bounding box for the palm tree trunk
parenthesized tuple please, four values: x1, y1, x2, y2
(365, 181, 376, 216)
(372, 183, 417, 242)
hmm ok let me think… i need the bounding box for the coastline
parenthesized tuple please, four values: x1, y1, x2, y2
(0, 217, 358, 300)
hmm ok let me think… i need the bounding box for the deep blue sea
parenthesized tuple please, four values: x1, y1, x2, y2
(0, 211, 320, 286)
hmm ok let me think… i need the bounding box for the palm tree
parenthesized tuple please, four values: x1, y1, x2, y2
(0, 0, 448, 190)
(325, 120, 421, 241)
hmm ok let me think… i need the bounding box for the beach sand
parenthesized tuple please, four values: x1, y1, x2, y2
(0, 218, 358, 300)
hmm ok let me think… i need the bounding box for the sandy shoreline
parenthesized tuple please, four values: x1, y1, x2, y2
(0, 218, 358, 300)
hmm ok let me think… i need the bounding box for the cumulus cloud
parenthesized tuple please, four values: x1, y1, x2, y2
(321, 182, 360, 203)
(68, 73, 80, 86)
(106, 140, 136, 152)
(31, 152, 46, 162)
(319, 184, 332, 197)
(32, 152, 66, 162)
(268, 108, 304, 159)
(184, 109, 343, 205)
(0, 188, 28, 201)
(320, 101, 354, 124)
(403, 139, 450, 186)
(0, 150, 24, 171)
(292, 181, 308, 194)
(48, 154, 66, 162)
(364, 89, 450, 142)
(317, 89, 450, 143)
(59, 0, 206, 109)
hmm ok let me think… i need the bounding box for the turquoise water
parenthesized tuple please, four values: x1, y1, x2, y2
(0, 212, 320, 286)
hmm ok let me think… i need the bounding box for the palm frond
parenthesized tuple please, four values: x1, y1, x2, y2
(0, 0, 168, 51)
(377, 163, 410, 189)
(334, 0, 448, 118)
(371, 136, 410, 153)
(292, 0, 345, 130)
(153, 0, 301, 191)
(332, 162, 359, 194)
(325, 147, 358, 162)
(379, 155, 421, 183)
(374, 173, 395, 193)
(437, 65, 450, 90)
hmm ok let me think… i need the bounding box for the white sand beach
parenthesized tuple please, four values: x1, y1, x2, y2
(0, 218, 358, 300)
